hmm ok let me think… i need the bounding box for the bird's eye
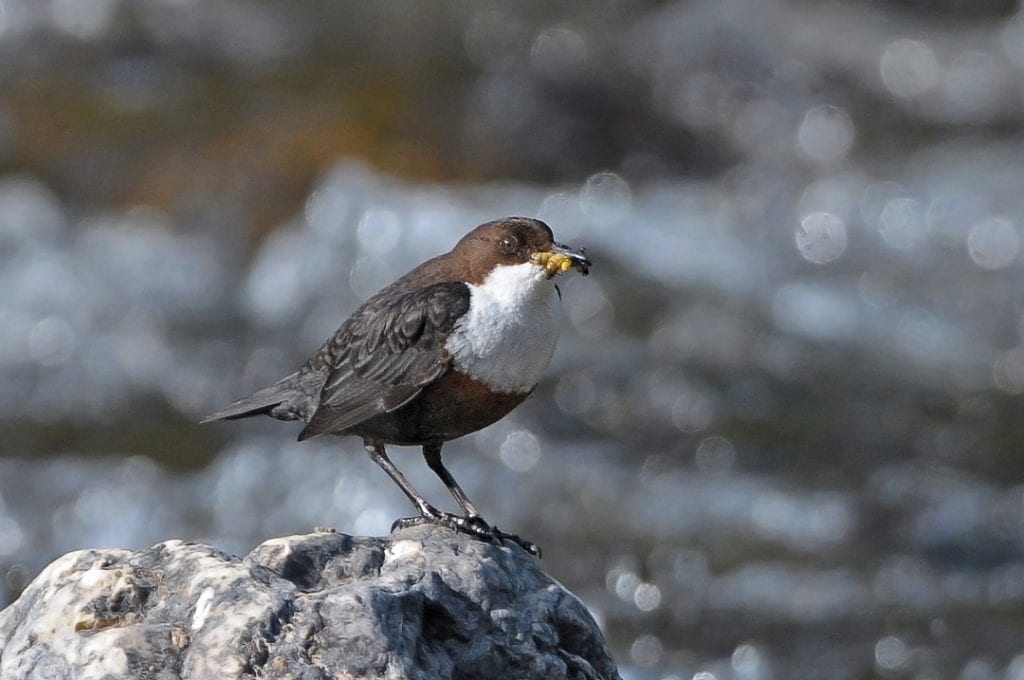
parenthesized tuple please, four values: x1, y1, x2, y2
(499, 236, 518, 253)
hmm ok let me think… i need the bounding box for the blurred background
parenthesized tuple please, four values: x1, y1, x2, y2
(3, 0, 1024, 677)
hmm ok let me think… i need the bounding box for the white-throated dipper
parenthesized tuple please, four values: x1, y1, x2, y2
(203, 217, 591, 555)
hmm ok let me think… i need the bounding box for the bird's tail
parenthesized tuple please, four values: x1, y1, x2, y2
(200, 371, 304, 423)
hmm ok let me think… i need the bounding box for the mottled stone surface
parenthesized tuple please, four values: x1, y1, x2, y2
(0, 525, 620, 680)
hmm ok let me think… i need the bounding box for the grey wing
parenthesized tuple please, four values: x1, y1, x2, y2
(297, 281, 471, 440)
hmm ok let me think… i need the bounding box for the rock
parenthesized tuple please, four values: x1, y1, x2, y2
(0, 524, 621, 680)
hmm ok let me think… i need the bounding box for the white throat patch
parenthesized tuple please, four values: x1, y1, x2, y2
(446, 261, 561, 394)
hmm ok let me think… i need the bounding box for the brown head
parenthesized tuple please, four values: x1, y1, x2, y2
(452, 217, 591, 284)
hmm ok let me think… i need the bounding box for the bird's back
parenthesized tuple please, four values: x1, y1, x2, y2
(203, 249, 464, 429)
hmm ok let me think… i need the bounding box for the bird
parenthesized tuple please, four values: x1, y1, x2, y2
(202, 217, 591, 555)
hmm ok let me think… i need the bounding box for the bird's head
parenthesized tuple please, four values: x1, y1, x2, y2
(454, 217, 591, 283)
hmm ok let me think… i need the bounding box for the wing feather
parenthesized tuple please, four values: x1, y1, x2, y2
(297, 281, 470, 440)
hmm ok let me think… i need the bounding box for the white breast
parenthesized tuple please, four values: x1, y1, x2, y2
(446, 262, 561, 394)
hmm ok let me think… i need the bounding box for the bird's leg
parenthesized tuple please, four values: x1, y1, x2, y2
(421, 443, 541, 557)
(422, 442, 481, 518)
(365, 442, 438, 518)
(364, 442, 500, 546)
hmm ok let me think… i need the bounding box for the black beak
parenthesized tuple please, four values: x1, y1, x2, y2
(552, 242, 592, 276)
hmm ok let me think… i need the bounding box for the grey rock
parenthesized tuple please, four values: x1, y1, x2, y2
(0, 524, 620, 680)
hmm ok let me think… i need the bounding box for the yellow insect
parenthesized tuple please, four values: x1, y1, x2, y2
(531, 251, 578, 277)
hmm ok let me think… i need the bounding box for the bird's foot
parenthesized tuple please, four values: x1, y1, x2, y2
(487, 524, 542, 558)
(391, 511, 541, 557)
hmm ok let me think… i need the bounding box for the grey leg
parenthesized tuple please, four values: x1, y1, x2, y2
(365, 442, 530, 550)
(418, 442, 541, 557)
(422, 442, 481, 518)
(365, 442, 437, 517)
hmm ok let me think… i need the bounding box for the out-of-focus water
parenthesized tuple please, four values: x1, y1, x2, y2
(4, 1, 1024, 678)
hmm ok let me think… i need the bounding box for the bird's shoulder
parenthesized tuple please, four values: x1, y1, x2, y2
(308, 276, 471, 389)
(303, 252, 465, 369)
(295, 277, 473, 439)
(342, 279, 471, 359)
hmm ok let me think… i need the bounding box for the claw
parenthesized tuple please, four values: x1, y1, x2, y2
(391, 512, 541, 556)
(489, 525, 542, 557)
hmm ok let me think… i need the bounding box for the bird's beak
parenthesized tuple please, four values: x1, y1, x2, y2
(531, 242, 592, 277)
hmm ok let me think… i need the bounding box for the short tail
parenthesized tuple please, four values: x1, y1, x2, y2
(200, 371, 303, 423)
